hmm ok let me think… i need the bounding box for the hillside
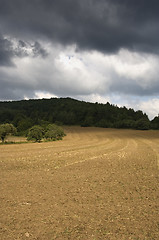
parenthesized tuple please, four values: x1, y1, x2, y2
(0, 97, 159, 131)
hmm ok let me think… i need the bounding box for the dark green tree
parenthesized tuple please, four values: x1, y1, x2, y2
(0, 123, 17, 143)
(27, 125, 44, 142)
(135, 119, 150, 130)
(44, 124, 66, 141)
(17, 118, 33, 132)
(151, 115, 159, 129)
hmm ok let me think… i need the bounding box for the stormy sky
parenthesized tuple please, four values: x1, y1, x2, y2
(0, 0, 159, 119)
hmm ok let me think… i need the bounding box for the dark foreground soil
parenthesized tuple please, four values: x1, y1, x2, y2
(0, 127, 159, 239)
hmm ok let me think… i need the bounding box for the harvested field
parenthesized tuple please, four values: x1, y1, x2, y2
(0, 126, 159, 240)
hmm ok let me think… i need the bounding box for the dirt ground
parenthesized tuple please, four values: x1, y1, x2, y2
(0, 127, 159, 240)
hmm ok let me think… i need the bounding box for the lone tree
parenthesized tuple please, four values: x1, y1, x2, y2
(45, 124, 66, 141)
(0, 123, 17, 143)
(27, 125, 44, 142)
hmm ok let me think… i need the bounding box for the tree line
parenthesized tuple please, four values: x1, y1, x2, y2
(0, 123, 66, 143)
(0, 97, 159, 134)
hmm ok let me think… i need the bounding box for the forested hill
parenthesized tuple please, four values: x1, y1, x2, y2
(0, 97, 159, 131)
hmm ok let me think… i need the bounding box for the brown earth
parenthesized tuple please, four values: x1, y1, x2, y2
(0, 127, 159, 240)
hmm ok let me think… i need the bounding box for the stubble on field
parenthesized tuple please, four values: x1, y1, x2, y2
(0, 127, 159, 240)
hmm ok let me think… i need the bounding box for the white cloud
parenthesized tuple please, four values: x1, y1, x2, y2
(1, 41, 159, 118)
(34, 91, 58, 99)
(78, 93, 110, 104)
(138, 98, 159, 120)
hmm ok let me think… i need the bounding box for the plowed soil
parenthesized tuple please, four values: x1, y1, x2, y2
(0, 127, 159, 240)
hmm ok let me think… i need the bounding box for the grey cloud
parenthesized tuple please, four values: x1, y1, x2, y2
(109, 77, 159, 97)
(0, 76, 34, 100)
(32, 42, 48, 58)
(18, 40, 26, 48)
(0, 0, 159, 54)
(15, 40, 48, 58)
(0, 34, 48, 66)
(0, 36, 15, 66)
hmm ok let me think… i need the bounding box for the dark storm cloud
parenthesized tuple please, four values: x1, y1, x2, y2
(0, 0, 159, 53)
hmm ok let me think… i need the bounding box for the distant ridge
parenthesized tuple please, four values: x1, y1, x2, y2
(0, 97, 159, 131)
